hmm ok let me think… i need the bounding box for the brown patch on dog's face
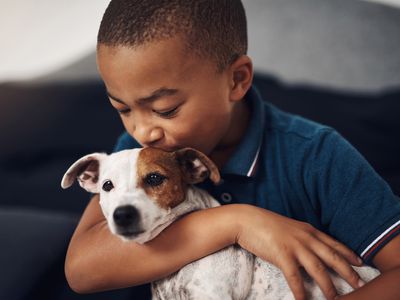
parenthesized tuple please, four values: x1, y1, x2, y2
(137, 148, 187, 209)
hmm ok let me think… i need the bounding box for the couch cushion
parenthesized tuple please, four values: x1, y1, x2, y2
(0, 81, 123, 212)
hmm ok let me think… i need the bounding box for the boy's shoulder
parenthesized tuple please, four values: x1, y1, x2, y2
(247, 86, 336, 148)
(256, 88, 356, 168)
(264, 99, 334, 142)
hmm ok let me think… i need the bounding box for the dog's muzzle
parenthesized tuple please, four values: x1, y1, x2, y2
(113, 205, 144, 237)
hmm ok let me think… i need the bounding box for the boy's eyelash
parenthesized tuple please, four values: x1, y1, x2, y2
(153, 106, 179, 118)
(116, 105, 180, 117)
(117, 108, 131, 115)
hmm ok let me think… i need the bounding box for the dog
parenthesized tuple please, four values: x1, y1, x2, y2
(61, 147, 379, 299)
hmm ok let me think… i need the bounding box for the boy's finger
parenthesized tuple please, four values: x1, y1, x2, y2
(310, 241, 361, 290)
(279, 260, 307, 300)
(299, 251, 338, 300)
(313, 231, 362, 266)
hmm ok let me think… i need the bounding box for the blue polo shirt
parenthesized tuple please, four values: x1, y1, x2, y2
(113, 86, 400, 265)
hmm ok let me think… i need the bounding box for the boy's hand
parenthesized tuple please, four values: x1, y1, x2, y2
(234, 204, 363, 300)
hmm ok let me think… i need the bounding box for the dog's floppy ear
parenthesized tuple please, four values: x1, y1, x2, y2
(61, 153, 107, 193)
(174, 148, 220, 184)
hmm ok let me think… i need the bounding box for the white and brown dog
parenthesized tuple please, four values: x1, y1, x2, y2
(61, 147, 379, 300)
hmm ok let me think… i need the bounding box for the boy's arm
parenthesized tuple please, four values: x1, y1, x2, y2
(300, 129, 400, 299)
(66, 198, 361, 299)
(339, 234, 400, 300)
(65, 194, 238, 293)
(235, 205, 364, 300)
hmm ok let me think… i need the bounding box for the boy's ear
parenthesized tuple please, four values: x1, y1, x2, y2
(61, 153, 107, 193)
(229, 55, 253, 102)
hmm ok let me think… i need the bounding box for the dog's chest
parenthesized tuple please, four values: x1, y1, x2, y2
(151, 244, 254, 300)
(150, 247, 297, 300)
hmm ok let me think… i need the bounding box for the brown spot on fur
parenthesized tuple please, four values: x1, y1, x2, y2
(175, 148, 220, 184)
(137, 148, 187, 209)
(137, 147, 220, 209)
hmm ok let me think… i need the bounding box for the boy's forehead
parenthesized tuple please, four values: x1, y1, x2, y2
(96, 38, 217, 89)
(97, 39, 195, 74)
(97, 39, 220, 101)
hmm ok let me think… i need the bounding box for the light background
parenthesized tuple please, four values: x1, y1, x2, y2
(0, 0, 399, 90)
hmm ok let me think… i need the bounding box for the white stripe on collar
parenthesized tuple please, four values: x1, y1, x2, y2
(246, 145, 261, 177)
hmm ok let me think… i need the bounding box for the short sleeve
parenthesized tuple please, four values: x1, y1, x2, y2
(113, 131, 141, 152)
(305, 129, 400, 265)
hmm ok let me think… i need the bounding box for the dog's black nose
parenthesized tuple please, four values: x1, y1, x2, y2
(113, 205, 139, 227)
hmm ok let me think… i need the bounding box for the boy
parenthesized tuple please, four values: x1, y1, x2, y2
(65, 1, 400, 299)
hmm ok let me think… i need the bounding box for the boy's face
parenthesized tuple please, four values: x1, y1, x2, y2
(97, 37, 247, 156)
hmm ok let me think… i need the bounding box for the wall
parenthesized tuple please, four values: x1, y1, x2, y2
(0, 0, 399, 91)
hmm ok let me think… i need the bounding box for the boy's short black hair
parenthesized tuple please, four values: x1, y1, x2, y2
(97, 0, 247, 72)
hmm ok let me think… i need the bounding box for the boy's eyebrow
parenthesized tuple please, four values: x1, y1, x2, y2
(107, 91, 126, 104)
(107, 88, 179, 105)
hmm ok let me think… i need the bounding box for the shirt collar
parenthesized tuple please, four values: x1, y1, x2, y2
(221, 86, 265, 177)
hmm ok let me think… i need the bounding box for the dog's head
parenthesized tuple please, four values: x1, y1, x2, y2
(61, 147, 220, 243)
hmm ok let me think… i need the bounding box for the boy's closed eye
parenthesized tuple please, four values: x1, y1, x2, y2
(152, 105, 180, 118)
(116, 107, 131, 114)
(112, 103, 181, 118)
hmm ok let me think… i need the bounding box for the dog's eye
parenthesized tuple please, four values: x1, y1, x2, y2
(102, 180, 114, 192)
(145, 172, 166, 187)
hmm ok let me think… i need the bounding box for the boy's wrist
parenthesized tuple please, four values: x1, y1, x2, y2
(220, 203, 253, 244)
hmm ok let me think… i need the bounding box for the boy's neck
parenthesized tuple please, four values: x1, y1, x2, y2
(210, 98, 251, 169)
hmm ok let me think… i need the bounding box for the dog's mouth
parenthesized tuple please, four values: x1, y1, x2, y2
(117, 229, 145, 239)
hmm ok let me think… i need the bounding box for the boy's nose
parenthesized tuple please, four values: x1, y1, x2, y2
(134, 124, 164, 146)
